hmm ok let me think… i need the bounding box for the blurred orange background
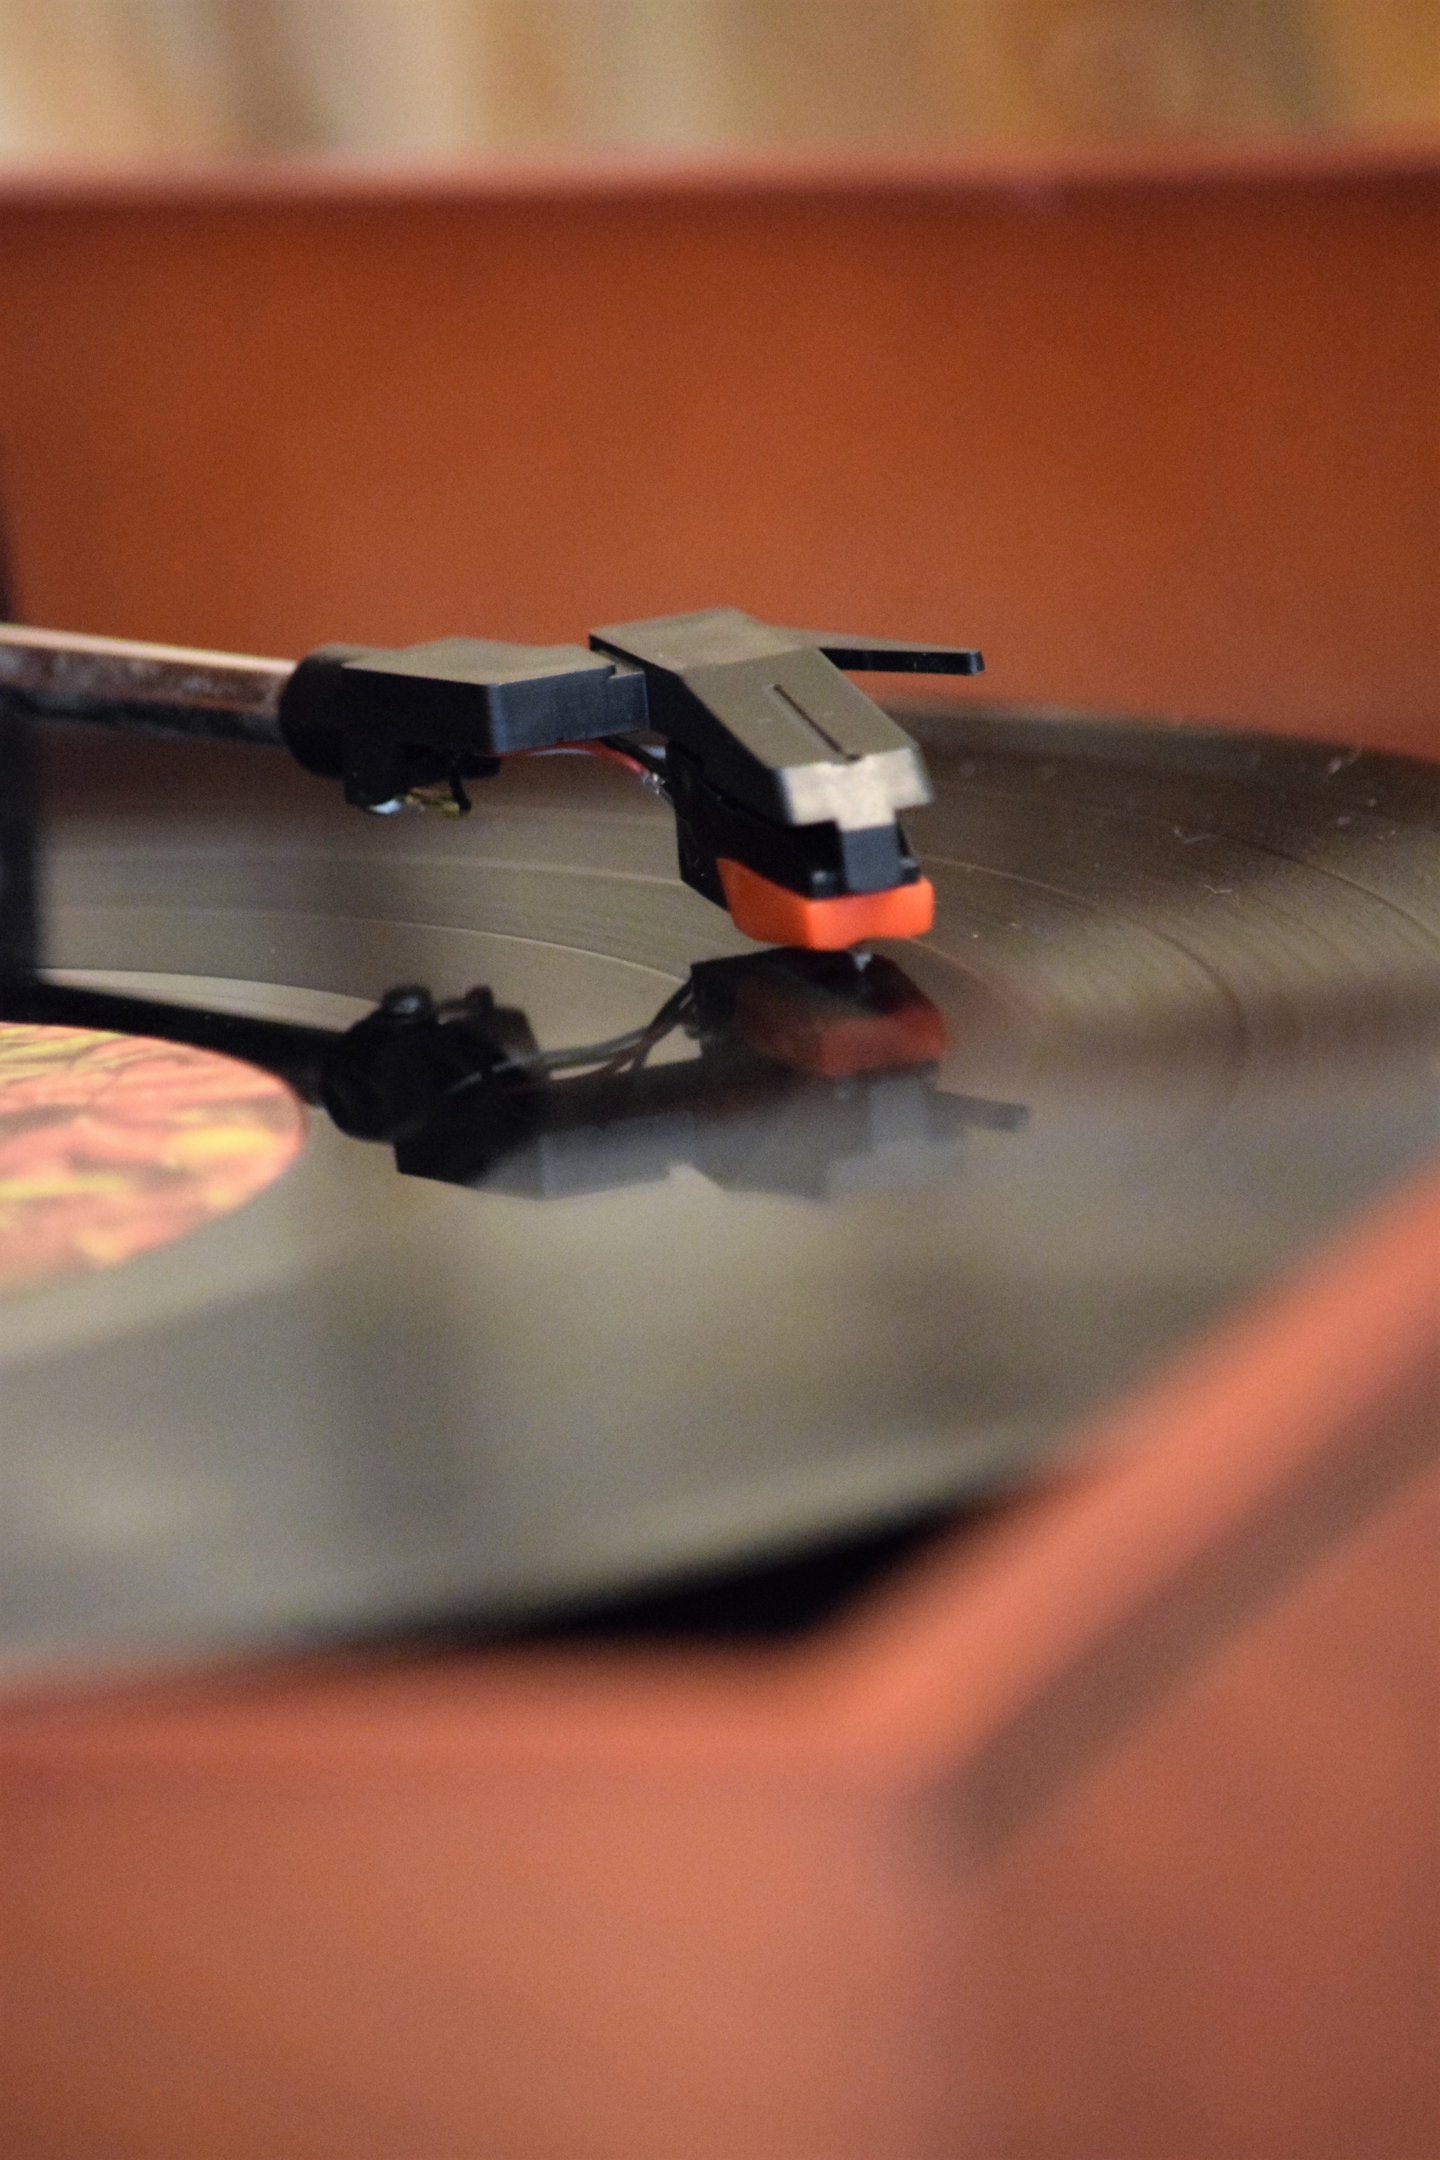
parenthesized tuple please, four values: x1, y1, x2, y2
(0, 152, 1436, 753)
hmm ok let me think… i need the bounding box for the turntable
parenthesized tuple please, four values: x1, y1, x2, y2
(0, 594, 1436, 2156)
(0, 606, 1434, 1677)
(2, 134, 1437, 2157)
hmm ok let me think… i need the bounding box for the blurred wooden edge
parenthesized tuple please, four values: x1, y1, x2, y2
(2, 1160, 1434, 1865)
(0, 128, 1435, 207)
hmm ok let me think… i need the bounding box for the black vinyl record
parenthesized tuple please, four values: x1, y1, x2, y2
(2, 702, 1437, 1681)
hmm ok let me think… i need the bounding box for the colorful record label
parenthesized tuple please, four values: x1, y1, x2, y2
(0, 1024, 306, 1296)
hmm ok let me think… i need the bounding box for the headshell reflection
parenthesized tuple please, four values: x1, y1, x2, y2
(11, 950, 1028, 1210)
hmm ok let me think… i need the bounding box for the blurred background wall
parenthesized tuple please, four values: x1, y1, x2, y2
(0, 0, 1435, 167)
(0, 7, 1434, 748)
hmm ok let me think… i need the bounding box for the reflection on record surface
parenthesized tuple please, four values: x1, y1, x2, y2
(14, 948, 1024, 1204)
(0, 706, 1437, 1677)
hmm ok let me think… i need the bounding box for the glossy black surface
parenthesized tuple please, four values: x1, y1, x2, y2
(1, 705, 1437, 1681)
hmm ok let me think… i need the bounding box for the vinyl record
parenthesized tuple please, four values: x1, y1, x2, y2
(2, 702, 1437, 1681)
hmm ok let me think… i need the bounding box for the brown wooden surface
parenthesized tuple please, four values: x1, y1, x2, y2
(0, 161, 1435, 753)
(969, 1469, 1439, 2160)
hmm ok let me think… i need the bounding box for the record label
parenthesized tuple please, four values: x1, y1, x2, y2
(0, 1025, 305, 1296)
